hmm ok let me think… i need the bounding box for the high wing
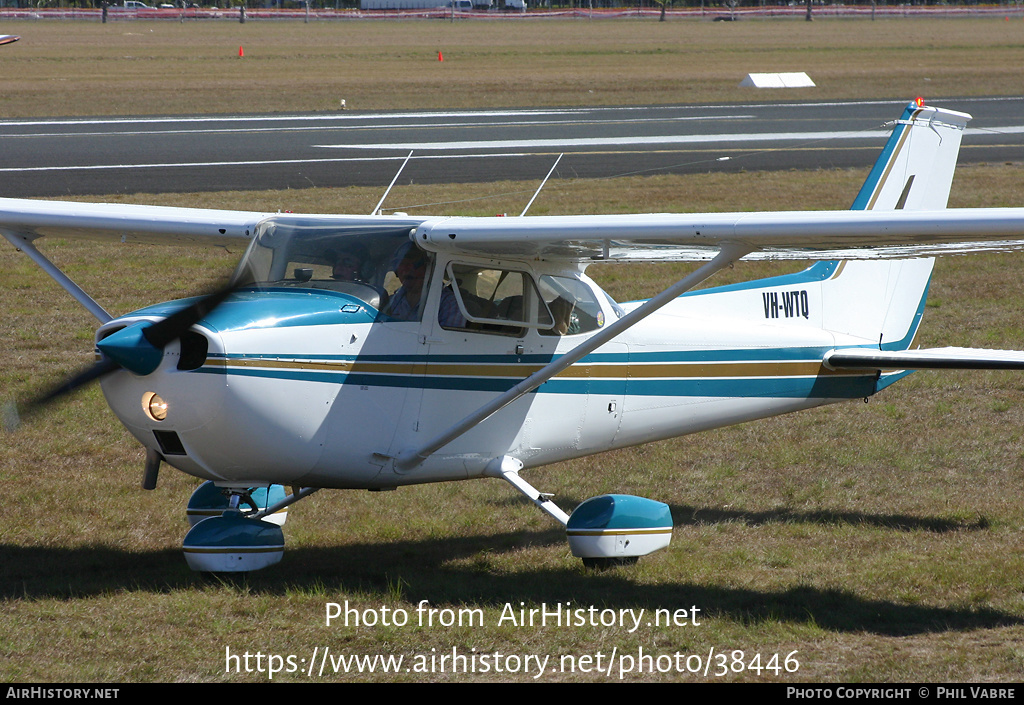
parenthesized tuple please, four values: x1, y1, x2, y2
(0, 200, 273, 323)
(4, 197, 1024, 261)
(0, 199, 268, 247)
(412, 207, 1024, 262)
(2, 103, 1023, 261)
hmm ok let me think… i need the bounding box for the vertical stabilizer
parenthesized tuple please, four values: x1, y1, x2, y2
(851, 101, 971, 211)
(824, 102, 970, 346)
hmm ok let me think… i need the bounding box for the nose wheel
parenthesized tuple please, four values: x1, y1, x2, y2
(181, 482, 318, 572)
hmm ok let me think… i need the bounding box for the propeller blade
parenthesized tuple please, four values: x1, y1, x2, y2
(142, 282, 236, 350)
(5, 357, 120, 431)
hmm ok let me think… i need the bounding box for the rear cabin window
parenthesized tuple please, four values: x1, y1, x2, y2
(538, 275, 606, 336)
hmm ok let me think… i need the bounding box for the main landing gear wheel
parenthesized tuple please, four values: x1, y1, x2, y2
(488, 460, 674, 570)
(183, 509, 285, 573)
(566, 495, 673, 569)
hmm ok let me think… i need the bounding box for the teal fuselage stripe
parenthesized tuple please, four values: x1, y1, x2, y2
(675, 261, 843, 297)
(195, 349, 884, 400)
(195, 366, 877, 399)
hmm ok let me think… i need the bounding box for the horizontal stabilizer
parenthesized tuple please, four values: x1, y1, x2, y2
(826, 347, 1024, 371)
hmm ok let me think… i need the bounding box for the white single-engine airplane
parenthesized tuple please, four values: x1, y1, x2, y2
(5, 100, 1024, 572)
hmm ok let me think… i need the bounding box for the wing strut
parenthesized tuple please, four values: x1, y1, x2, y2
(1, 230, 112, 324)
(370, 151, 413, 216)
(520, 154, 563, 217)
(394, 243, 752, 470)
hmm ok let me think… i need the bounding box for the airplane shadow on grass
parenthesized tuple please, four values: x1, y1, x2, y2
(0, 501, 1015, 637)
(502, 496, 992, 533)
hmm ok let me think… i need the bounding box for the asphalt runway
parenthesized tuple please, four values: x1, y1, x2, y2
(2, 96, 1022, 198)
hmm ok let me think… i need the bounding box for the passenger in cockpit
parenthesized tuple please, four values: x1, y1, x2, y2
(327, 244, 370, 283)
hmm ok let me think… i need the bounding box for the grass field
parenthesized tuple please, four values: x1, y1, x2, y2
(1, 17, 1024, 115)
(2, 16, 1024, 683)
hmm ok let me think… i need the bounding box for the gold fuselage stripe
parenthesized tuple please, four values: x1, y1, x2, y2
(566, 528, 673, 536)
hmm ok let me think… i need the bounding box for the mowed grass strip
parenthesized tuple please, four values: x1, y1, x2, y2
(2, 17, 1024, 116)
(2, 164, 1024, 681)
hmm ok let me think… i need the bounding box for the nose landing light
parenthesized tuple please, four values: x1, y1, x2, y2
(142, 391, 168, 421)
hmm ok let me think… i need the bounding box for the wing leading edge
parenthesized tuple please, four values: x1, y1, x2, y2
(7, 199, 1024, 263)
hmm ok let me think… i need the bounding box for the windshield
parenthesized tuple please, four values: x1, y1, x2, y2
(233, 216, 425, 311)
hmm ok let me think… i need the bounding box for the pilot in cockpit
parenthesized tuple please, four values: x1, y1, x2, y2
(382, 245, 430, 321)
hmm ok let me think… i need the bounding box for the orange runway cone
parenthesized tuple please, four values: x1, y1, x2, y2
(239, 46, 244, 58)
(438, 50, 443, 62)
